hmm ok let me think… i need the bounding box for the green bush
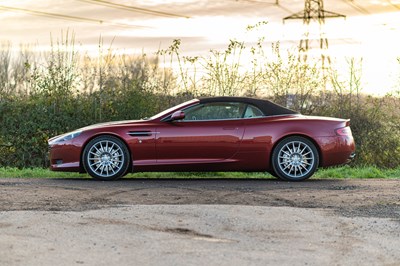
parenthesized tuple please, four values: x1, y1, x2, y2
(0, 33, 399, 169)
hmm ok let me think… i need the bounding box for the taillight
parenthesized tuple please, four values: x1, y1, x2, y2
(335, 127, 352, 136)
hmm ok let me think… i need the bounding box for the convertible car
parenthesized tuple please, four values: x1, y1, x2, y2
(48, 97, 355, 181)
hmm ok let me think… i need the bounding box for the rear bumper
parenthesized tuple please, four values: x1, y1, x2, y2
(316, 136, 356, 167)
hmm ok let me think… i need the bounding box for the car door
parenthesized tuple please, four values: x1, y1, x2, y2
(155, 102, 245, 164)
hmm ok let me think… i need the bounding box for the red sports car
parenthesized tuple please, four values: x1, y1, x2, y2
(48, 97, 355, 181)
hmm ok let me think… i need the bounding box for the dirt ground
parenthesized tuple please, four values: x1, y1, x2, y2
(1, 178, 399, 218)
(1, 178, 400, 265)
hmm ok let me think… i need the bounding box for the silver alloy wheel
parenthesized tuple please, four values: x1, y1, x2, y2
(277, 140, 315, 179)
(86, 140, 125, 178)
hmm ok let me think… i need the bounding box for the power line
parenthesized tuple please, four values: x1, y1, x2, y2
(342, 0, 370, 15)
(385, 0, 400, 10)
(237, 0, 293, 14)
(77, 0, 189, 19)
(0, 5, 149, 28)
(238, 0, 276, 4)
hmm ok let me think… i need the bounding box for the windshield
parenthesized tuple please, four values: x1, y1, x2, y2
(146, 99, 199, 120)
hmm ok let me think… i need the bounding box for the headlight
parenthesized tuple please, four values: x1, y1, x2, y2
(48, 131, 82, 145)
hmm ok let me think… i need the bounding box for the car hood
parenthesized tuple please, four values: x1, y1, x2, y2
(49, 120, 144, 143)
(78, 120, 144, 131)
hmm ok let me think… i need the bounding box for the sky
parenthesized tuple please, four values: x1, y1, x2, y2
(1, 0, 400, 95)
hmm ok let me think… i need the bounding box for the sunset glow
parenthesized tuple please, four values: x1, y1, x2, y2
(1, 0, 400, 95)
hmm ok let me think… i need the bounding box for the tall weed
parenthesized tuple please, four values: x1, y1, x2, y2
(0, 31, 399, 169)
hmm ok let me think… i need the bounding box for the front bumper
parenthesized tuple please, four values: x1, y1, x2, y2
(49, 143, 81, 172)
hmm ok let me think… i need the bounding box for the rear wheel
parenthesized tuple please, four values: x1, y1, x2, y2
(272, 136, 319, 181)
(83, 136, 130, 181)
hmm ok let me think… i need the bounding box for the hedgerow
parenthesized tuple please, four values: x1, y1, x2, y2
(0, 32, 399, 168)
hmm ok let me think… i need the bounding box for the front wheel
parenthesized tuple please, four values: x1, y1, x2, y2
(83, 136, 130, 181)
(272, 136, 319, 181)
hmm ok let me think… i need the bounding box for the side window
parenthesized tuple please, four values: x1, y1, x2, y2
(244, 105, 264, 118)
(183, 102, 246, 121)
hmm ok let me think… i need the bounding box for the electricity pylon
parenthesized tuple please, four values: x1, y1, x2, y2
(284, 0, 345, 69)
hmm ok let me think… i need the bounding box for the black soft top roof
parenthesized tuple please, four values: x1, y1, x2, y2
(199, 97, 298, 116)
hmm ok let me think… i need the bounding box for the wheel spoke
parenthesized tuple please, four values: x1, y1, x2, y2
(279, 160, 289, 166)
(286, 145, 293, 154)
(112, 152, 121, 158)
(99, 142, 104, 153)
(298, 165, 303, 175)
(108, 143, 115, 153)
(94, 163, 102, 172)
(289, 165, 294, 174)
(110, 161, 120, 169)
(109, 166, 116, 174)
(93, 146, 101, 154)
(101, 165, 106, 175)
(296, 143, 302, 153)
(105, 141, 109, 154)
(90, 151, 100, 157)
(299, 164, 308, 172)
(111, 148, 122, 156)
(300, 146, 307, 154)
(90, 161, 101, 167)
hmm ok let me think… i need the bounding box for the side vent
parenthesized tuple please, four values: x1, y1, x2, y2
(128, 131, 154, 137)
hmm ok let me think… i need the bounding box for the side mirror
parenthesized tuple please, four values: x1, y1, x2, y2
(170, 111, 185, 121)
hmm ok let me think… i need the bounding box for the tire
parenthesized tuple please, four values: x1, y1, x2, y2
(272, 136, 319, 181)
(268, 169, 278, 178)
(83, 135, 130, 181)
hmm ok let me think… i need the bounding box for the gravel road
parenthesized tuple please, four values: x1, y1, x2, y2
(0, 178, 399, 265)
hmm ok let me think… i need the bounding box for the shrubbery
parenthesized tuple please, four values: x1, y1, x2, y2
(0, 32, 399, 168)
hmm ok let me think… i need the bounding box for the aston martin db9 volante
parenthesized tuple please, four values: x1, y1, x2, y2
(48, 97, 355, 181)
